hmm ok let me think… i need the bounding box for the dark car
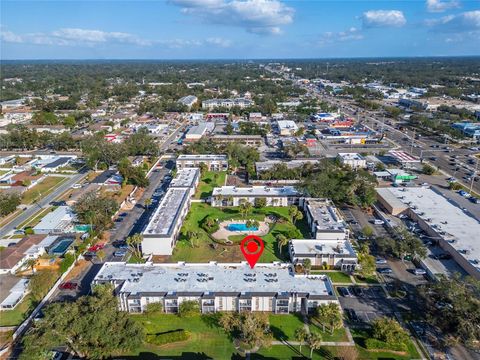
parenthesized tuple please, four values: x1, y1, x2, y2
(337, 287, 353, 297)
(377, 267, 393, 274)
(345, 308, 359, 322)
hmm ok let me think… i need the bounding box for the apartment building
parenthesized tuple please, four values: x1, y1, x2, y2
(211, 135, 264, 147)
(299, 198, 349, 241)
(289, 239, 358, 271)
(141, 168, 199, 256)
(211, 186, 300, 207)
(176, 154, 228, 172)
(202, 98, 254, 110)
(337, 153, 367, 169)
(93, 262, 338, 314)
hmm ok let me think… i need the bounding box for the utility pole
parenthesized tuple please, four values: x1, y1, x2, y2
(470, 157, 478, 194)
(410, 129, 416, 155)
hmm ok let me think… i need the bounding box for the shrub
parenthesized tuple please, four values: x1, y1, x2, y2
(59, 253, 75, 273)
(146, 330, 190, 346)
(145, 302, 163, 314)
(178, 300, 200, 317)
(24, 227, 34, 235)
(200, 216, 219, 234)
(365, 338, 407, 352)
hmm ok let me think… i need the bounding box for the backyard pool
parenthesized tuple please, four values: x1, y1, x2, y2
(49, 238, 74, 256)
(227, 223, 258, 231)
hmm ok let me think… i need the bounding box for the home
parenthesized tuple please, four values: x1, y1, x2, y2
(211, 186, 301, 207)
(33, 206, 76, 234)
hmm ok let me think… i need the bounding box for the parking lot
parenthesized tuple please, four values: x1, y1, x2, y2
(337, 285, 394, 325)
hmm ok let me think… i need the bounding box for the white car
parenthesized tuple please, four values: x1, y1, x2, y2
(71, 183, 82, 189)
(413, 268, 427, 275)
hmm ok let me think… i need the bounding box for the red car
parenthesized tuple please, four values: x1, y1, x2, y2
(59, 282, 78, 290)
(88, 243, 105, 252)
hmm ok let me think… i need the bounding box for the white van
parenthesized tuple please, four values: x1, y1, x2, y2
(373, 219, 385, 225)
(413, 268, 427, 275)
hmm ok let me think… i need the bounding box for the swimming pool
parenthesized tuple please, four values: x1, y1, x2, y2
(49, 238, 74, 256)
(227, 223, 258, 231)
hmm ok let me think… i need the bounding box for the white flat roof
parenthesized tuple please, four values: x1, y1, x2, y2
(143, 188, 190, 237)
(33, 206, 75, 232)
(386, 187, 480, 270)
(290, 239, 357, 257)
(0, 278, 28, 308)
(169, 168, 199, 189)
(303, 199, 347, 232)
(338, 153, 364, 160)
(277, 120, 298, 130)
(94, 262, 335, 297)
(212, 186, 300, 197)
(177, 154, 227, 161)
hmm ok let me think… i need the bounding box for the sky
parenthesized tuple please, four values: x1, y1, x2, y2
(1, 0, 479, 59)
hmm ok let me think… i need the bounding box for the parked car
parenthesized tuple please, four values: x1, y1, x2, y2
(469, 197, 480, 204)
(431, 253, 452, 260)
(375, 258, 387, 265)
(377, 267, 393, 274)
(71, 183, 82, 189)
(412, 268, 427, 275)
(88, 243, 105, 252)
(113, 250, 127, 257)
(59, 282, 78, 290)
(345, 308, 359, 322)
(458, 190, 471, 198)
(337, 287, 353, 297)
(372, 219, 385, 225)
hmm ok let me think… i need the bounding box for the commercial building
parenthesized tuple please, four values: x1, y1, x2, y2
(376, 187, 480, 280)
(452, 122, 480, 140)
(277, 120, 299, 136)
(176, 154, 228, 172)
(211, 135, 264, 147)
(33, 206, 76, 235)
(178, 95, 198, 108)
(299, 198, 349, 241)
(202, 98, 254, 110)
(289, 239, 357, 271)
(398, 98, 428, 110)
(93, 262, 338, 314)
(184, 123, 208, 142)
(337, 153, 367, 169)
(211, 186, 300, 207)
(374, 169, 417, 184)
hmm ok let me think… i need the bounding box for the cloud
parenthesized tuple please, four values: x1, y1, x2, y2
(318, 27, 364, 45)
(0, 27, 232, 49)
(426, 0, 460, 13)
(425, 10, 480, 32)
(170, 0, 294, 35)
(361, 10, 406, 28)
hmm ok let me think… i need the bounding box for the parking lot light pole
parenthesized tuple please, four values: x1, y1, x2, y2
(469, 157, 478, 194)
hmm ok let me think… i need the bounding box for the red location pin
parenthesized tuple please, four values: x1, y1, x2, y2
(240, 235, 264, 269)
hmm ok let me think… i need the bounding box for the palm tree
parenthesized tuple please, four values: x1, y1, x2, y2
(276, 234, 289, 254)
(240, 202, 252, 219)
(315, 304, 330, 332)
(144, 198, 152, 210)
(326, 303, 343, 334)
(303, 258, 312, 274)
(295, 327, 309, 353)
(307, 332, 322, 359)
(293, 210, 304, 224)
(24, 258, 37, 274)
(126, 233, 143, 258)
(97, 249, 106, 262)
(288, 206, 298, 223)
(187, 231, 198, 248)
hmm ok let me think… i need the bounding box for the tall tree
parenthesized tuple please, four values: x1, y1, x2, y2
(307, 332, 322, 359)
(295, 327, 309, 353)
(126, 233, 143, 258)
(20, 285, 144, 360)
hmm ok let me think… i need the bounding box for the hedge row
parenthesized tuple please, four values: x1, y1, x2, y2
(146, 329, 191, 346)
(365, 338, 407, 352)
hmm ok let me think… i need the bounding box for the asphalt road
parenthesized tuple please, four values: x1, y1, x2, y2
(0, 170, 88, 239)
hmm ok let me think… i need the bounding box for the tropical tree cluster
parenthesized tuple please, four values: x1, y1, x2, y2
(420, 274, 480, 348)
(0, 192, 21, 217)
(20, 285, 144, 360)
(73, 192, 118, 233)
(118, 158, 149, 188)
(372, 229, 426, 260)
(219, 312, 273, 350)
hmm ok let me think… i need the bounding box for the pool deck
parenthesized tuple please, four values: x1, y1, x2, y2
(211, 219, 270, 240)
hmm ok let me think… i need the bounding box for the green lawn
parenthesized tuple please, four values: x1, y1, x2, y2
(311, 271, 353, 284)
(254, 345, 329, 359)
(308, 320, 350, 342)
(194, 171, 227, 199)
(172, 203, 309, 263)
(130, 313, 235, 358)
(0, 294, 34, 327)
(22, 176, 67, 204)
(351, 328, 421, 360)
(269, 314, 306, 341)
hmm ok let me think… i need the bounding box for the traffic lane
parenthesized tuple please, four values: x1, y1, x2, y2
(0, 171, 88, 238)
